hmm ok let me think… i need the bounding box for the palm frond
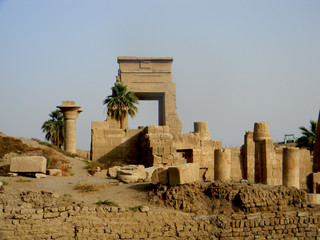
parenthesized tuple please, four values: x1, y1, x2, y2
(103, 82, 139, 128)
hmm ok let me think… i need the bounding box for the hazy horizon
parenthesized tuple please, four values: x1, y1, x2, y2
(1, 1, 320, 150)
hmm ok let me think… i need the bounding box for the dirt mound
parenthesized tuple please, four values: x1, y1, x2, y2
(205, 181, 307, 212)
(148, 181, 307, 215)
(0, 136, 34, 158)
(0, 135, 72, 175)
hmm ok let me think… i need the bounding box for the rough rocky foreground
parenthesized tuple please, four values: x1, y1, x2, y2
(1, 182, 320, 239)
(1, 134, 320, 239)
(149, 181, 308, 215)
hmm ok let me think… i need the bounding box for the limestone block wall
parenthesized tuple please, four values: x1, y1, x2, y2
(140, 126, 186, 167)
(299, 149, 312, 191)
(229, 147, 245, 181)
(2, 191, 320, 239)
(273, 146, 285, 185)
(243, 131, 255, 182)
(90, 121, 221, 174)
(173, 123, 222, 181)
(91, 121, 143, 165)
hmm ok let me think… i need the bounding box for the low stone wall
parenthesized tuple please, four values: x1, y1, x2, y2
(1, 191, 320, 239)
(217, 211, 320, 239)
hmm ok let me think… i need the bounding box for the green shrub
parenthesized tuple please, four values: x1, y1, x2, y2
(16, 178, 32, 182)
(0, 180, 8, 185)
(85, 161, 100, 169)
(130, 205, 143, 212)
(65, 152, 77, 158)
(96, 200, 119, 207)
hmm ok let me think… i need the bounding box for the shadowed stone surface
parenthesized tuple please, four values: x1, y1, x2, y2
(313, 110, 320, 172)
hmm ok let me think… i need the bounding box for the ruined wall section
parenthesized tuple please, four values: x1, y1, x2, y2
(174, 122, 222, 181)
(229, 147, 245, 181)
(90, 121, 143, 165)
(299, 149, 312, 191)
(274, 146, 285, 185)
(140, 126, 185, 167)
(242, 123, 312, 189)
(1, 191, 320, 239)
(243, 131, 255, 182)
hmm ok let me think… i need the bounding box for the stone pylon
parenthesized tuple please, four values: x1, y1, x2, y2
(313, 110, 320, 172)
(57, 101, 82, 154)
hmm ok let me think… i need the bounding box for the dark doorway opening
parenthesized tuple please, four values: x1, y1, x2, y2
(177, 149, 193, 163)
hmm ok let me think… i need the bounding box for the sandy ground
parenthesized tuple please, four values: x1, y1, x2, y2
(0, 156, 152, 209)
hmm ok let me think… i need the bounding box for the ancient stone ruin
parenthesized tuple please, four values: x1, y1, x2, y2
(88, 56, 320, 200)
(57, 101, 82, 154)
(3, 57, 320, 239)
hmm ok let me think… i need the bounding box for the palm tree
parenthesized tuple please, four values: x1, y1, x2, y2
(296, 120, 317, 151)
(103, 82, 139, 129)
(41, 110, 65, 148)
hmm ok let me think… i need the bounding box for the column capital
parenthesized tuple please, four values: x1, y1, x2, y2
(57, 101, 82, 120)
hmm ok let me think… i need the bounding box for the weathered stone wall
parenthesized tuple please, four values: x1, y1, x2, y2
(140, 126, 186, 167)
(300, 149, 312, 191)
(90, 121, 143, 164)
(229, 147, 244, 181)
(243, 131, 255, 182)
(91, 120, 222, 181)
(273, 146, 285, 185)
(1, 191, 320, 239)
(174, 133, 222, 181)
(242, 128, 313, 190)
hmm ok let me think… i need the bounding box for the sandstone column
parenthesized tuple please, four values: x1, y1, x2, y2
(253, 122, 271, 183)
(214, 148, 231, 181)
(194, 122, 210, 140)
(244, 131, 255, 182)
(283, 147, 300, 189)
(259, 139, 274, 185)
(313, 110, 320, 172)
(57, 101, 82, 154)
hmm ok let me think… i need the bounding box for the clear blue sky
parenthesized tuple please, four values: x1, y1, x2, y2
(1, 1, 319, 150)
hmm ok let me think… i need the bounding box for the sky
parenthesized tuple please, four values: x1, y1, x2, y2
(1, 1, 320, 150)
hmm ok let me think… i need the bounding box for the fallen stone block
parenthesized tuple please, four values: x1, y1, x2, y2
(93, 169, 108, 177)
(8, 173, 18, 177)
(145, 167, 158, 180)
(10, 156, 46, 173)
(117, 169, 146, 180)
(108, 166, 121, 178)
(120, 165, 145, 171)
(151, 167, 169, 185)
(307, 194, 320, 205)
(35, 173, 46, 179)
(168, 163, 199, 185)
(118, 174, 138, 183)
(139, 206, 150, 212)
(46, 169, 62, 177)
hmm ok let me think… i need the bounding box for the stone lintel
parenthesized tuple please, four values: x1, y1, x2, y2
(118, 56, 173, 62)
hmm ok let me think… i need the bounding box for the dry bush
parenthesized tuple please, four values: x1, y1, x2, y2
(0, 136, 33, 158)
(75, 184, 99, 192)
